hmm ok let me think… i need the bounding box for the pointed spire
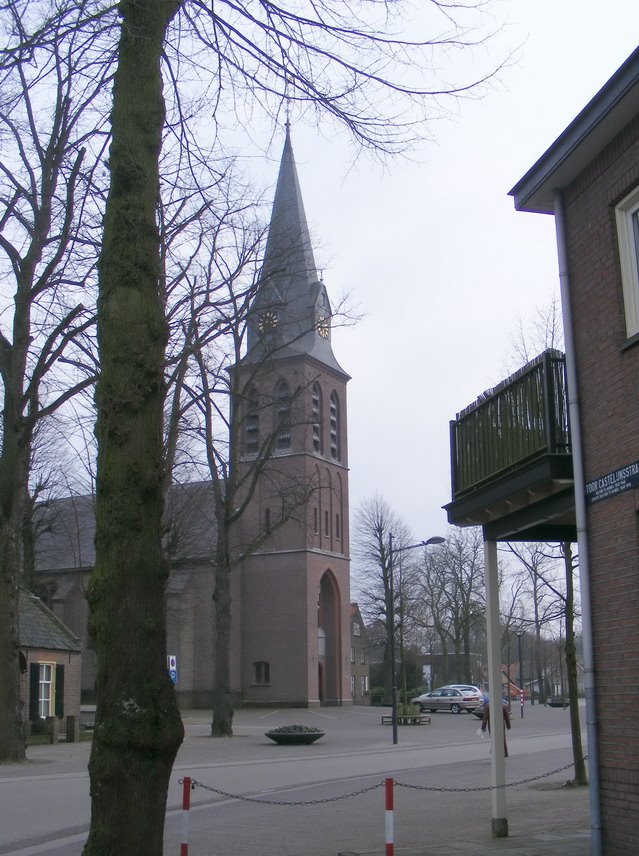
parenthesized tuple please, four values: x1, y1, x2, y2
(260, 123, 318, 286)
(244, 126, 348, 378)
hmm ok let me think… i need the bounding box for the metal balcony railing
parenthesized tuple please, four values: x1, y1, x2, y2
(450, 350, 571, 499)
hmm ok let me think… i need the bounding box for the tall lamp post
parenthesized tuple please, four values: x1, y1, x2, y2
(389, 534, 445, 745)
(515, 628, 525, 719)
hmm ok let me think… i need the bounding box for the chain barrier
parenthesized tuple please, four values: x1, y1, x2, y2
(180, 757, 585, 806)
(184, 778, 382, 805)
(395, 759, 582, 793)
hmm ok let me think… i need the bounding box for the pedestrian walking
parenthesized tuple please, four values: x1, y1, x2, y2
(481, 700, 511, 756)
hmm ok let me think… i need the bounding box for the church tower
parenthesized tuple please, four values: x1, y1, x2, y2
(233, 126, 351, 706)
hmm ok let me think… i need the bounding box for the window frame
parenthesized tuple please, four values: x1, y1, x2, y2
(244, 385, 260, 455)
(38, 662, 55, 719)
(253, 660, 270, 686)
(311, 382, 323, 454)
(274, 380, 291, 450)
(329, 391, 340, 461)
(615, 185, 639, 338)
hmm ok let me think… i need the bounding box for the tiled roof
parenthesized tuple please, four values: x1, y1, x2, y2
(35, 481, 217, 572)
(18, 588, 81, 652)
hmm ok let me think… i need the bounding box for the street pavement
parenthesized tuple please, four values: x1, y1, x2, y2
(0, 704, 591, 855)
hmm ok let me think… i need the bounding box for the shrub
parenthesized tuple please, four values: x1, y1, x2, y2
(30, 717, 47, 735)
(369, 686, 386, 706)
(266, 724, 323, 734)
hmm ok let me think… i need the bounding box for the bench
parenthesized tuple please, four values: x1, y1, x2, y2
(381, 705, 431, 726)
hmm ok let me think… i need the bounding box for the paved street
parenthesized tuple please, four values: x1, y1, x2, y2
(0, 703, 590, 855)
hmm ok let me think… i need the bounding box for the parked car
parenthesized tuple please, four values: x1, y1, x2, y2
(443, 684, 484, 703)
(547, 696, 569, 708)
(410, 686, 481, 714)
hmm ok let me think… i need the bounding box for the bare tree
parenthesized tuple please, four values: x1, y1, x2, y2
(0, 0, 107, 762)
(352, 495, 413, 702)
(83, 0, 185, 852)
(414, 527, 485, 685)
(505, 543, 564, 700)
(503, 293, 564, 375)
(505, 540, 586, 784)
(0, 0, 509, 845)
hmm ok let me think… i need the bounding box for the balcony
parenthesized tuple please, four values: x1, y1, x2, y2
(445, 350, 576, 542)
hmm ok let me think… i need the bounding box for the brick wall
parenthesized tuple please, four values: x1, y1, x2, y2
(564, 112, 639, 853)
(20, 648, 82, 735)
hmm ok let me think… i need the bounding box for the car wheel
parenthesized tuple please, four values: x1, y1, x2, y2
(450, 703, 462, 714)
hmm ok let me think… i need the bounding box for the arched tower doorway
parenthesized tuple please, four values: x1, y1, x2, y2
(318, 570, 342, 706)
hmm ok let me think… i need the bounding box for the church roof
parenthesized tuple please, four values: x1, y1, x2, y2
(35, 481, 217, 572)
(245, 125, 348, 377)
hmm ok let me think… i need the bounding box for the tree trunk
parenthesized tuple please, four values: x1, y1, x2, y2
(0, 387, 31, 761)
(0, 501, 26, 760)
(212, 519, 234, 736)
(22, 489, 36, 592)
(563, 542, 587, 786)
(84, 2, 183, 853)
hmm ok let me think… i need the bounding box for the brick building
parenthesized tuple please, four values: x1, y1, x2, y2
(349, 604, 370, 704)
(35, 126, 352, 709)
(508, 46, 639, 855)
(18, 588, 82, 740)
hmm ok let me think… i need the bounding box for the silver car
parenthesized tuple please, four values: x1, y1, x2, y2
(411, 686, 482, 714)
(444, 684, 484, 703)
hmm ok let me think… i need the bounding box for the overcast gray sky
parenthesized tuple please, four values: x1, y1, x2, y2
(250, 1, 638, 542)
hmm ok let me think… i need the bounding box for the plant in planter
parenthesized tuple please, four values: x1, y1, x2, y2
(265, 724, 325, 745)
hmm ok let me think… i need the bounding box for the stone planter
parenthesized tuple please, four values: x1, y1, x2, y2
(265, 729, 325, 745)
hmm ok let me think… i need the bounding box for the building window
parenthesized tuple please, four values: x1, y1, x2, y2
(324, 509, 329, 537)
(329, 391, 340, 460)
(311, 383, 323, 453)
(254, 661, 270, 685)
(275, 381, 291, 450)
(351, 675, 355, 695)
(360, 649, 365, 664)
(361, 675, 367, 694)
(350, 646, 355, 663)
(335, 513, 341, 539)
(38, 663, 54, 718)
(244, 386, 259, 454)
(353, 622, 361, 637)
(615, 185, 639, 337)
(29, 662, 64, 722)
(265, 507, 271, 533)
(313, 507, 318, 534)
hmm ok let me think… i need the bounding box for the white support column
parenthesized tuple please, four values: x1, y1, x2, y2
(484, 537, 508, 838)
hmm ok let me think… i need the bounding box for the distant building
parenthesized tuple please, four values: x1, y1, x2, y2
(18, 588, 82, 739)
(350, 604, 369, 704)
(34, 126, 352, 709)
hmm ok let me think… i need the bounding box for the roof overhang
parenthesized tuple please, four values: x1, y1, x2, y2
(444, 453, 575, 543)
(509, 46, 639, 214)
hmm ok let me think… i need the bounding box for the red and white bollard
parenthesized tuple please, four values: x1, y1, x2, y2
(181, 777, 192, 856)
(385, 777, 394, 856)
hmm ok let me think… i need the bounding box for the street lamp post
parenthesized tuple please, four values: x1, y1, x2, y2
(515, 629, 524, 719)
(388, 534, 445, 745)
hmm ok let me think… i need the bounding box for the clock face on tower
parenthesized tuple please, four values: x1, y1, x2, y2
(258, 310, 278, 335)
(316, 313, 330, 338)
